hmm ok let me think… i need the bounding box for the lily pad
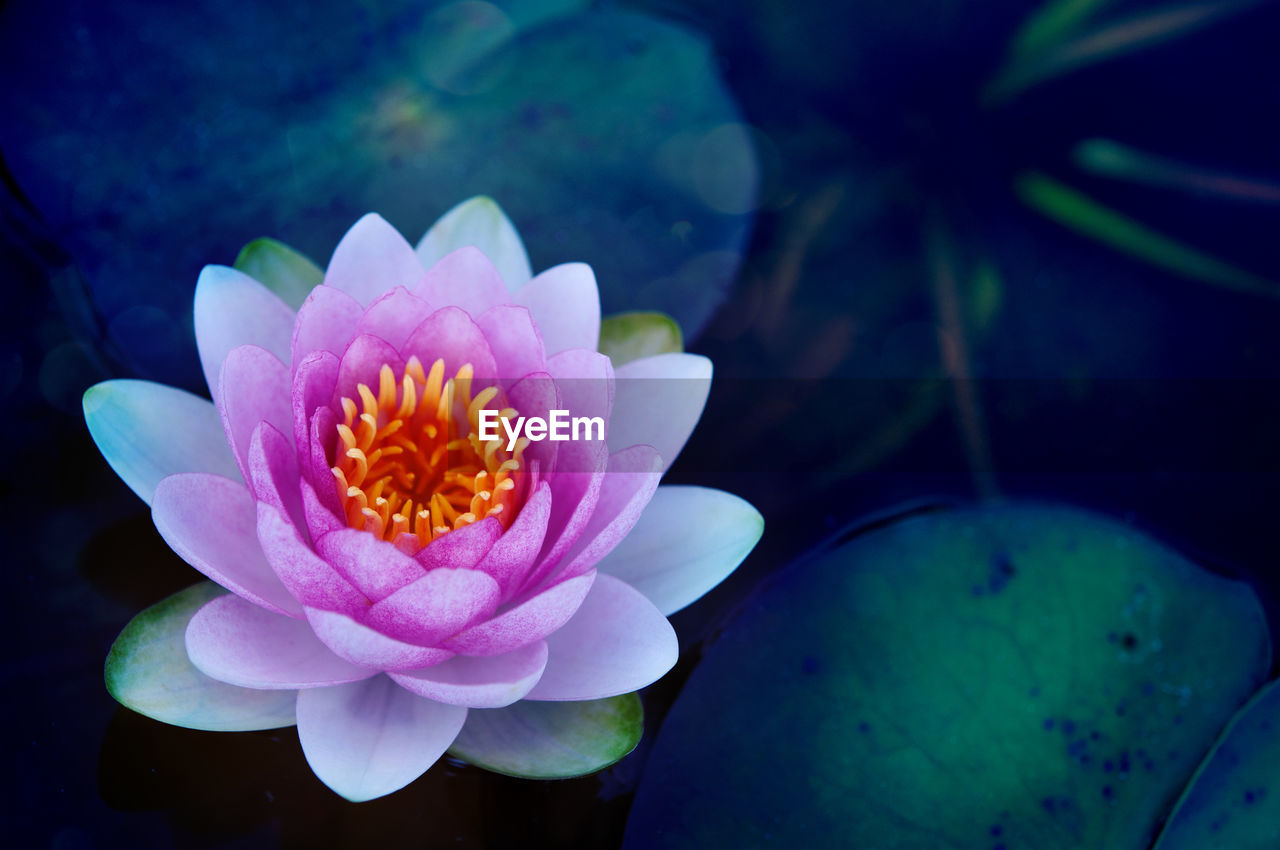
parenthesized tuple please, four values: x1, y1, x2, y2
(1153, 680, 1280, 849)
(105, 582, 297, 732)
(449, 693, 643, 778)
(0, 0, 753, 386)
(625, 505, 1270, 849)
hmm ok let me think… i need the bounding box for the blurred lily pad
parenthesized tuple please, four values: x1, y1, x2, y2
(625, 504, 1270, 849)
(0, 0, 754, 386)
(1153, 680, 1280, 849)
(598, 311, 684, 365)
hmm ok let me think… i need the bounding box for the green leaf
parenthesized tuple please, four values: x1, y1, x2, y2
(625, 504, 1270, 849)
(1154, 680, 1280, 849)
(105, 582, 297, 732)
(416, 196, 533, 291)
(448, 693, 642, 779)
(598, 312, 684, 366)
(234, 237, 324, 310)
(1016, 172, 1278, 299)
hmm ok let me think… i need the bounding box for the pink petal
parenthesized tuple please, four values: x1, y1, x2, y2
(305, 607, 455, 671)
(291, 285, 361, 370)
(513, 262, 600, 356)
(416, 517, 501, 571)
(297, 675, 466, 802)
(316, 529, 427, 602)
(414, 246, 510, 317)
(477, 480, 552, 598)
(543, 445, 663, 586)
(475, 305, 546, 383)
(194, 264, 295, 397)
(301, 478, 345, 540)
(443, 571, 595, 657)
(322, 214, 426, 307)
(544, 348, 613, 475)
(248, 421, 304, 528)
(153, 474, 303, 618)
(506, 371, 561, 472)
(354, 287, 436, 352)
(306, 406, 341, 517)
(609, 353, 711, 471)
(257, 502, 368, 615)
(186, 594, 375, 688)
(525, 468, 604, 592)
(389, 641, 548, 708)
(332, 334, 404, 408)
(364, 568, 501, 646)
(399, 306, 498, 382)
(291, 351, 340, 474)
(216, 345, 292, 489)
(525, 574, 677, 701)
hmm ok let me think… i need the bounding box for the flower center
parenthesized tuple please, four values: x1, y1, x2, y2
(330, 356, 527, 553)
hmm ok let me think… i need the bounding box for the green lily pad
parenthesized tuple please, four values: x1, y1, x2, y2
(1153, 680, 1280, 849)
(449, 693, 642, 779)
(105, 582, 297, 732)
(233, 238, 324, 310)
(625, 505, 1270, 849)
(598, 312, 684, 365)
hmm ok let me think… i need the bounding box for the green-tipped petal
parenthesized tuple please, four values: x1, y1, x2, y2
(416, 196, 532, 291)
(233, 237, 324, 310)
(598, 311, 684, 366)
(449, 693, 642, 779)
(83, 380, 241, 506)
(105, 582, 297, 731)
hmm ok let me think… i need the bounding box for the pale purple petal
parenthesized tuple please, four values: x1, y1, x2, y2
(305, 607, 455, 671)
(323, 214, 426, 307)
(513, 263, 600, 356)
(291, 285, 361, 370)
(153, 473, 303, 618)
(595, 486, 763, 615)
(608, 353, 711, 471)
(443, 572, 595, 657)
(194, 264, 295, 396)
(216, 345, 292, 489)
(354, 287, 435, 352)
(186, 594, 375, 688)
(415, 196, 532, 291)
(291, 351, 340, 470)
(544, 348, 613, 475)
(257, 502, 368, 615)
(399, 306, 498, 382)
(414, 246, 509, 317)
(83, 380, 241, 506)
(475, 305, 546, 382)
(297, 676, 467, 802)
(525, 574, 677, 701)
(316, 529, 427, 602)
(332, 334, 404, 408)
(525, 469, 604, 592)
(477, 480, 552, 597)
(365, 568, 501, 646)
(389, 642, 548, 708)
(548, 445, 663, 585)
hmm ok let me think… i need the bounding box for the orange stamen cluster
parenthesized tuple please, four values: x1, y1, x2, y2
(331, 356, 527, 554)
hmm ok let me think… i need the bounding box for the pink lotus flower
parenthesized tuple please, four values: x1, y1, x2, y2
(85, 198, 762, 800)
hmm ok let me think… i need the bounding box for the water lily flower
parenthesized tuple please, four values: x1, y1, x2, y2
(84, 198, 763, 801)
